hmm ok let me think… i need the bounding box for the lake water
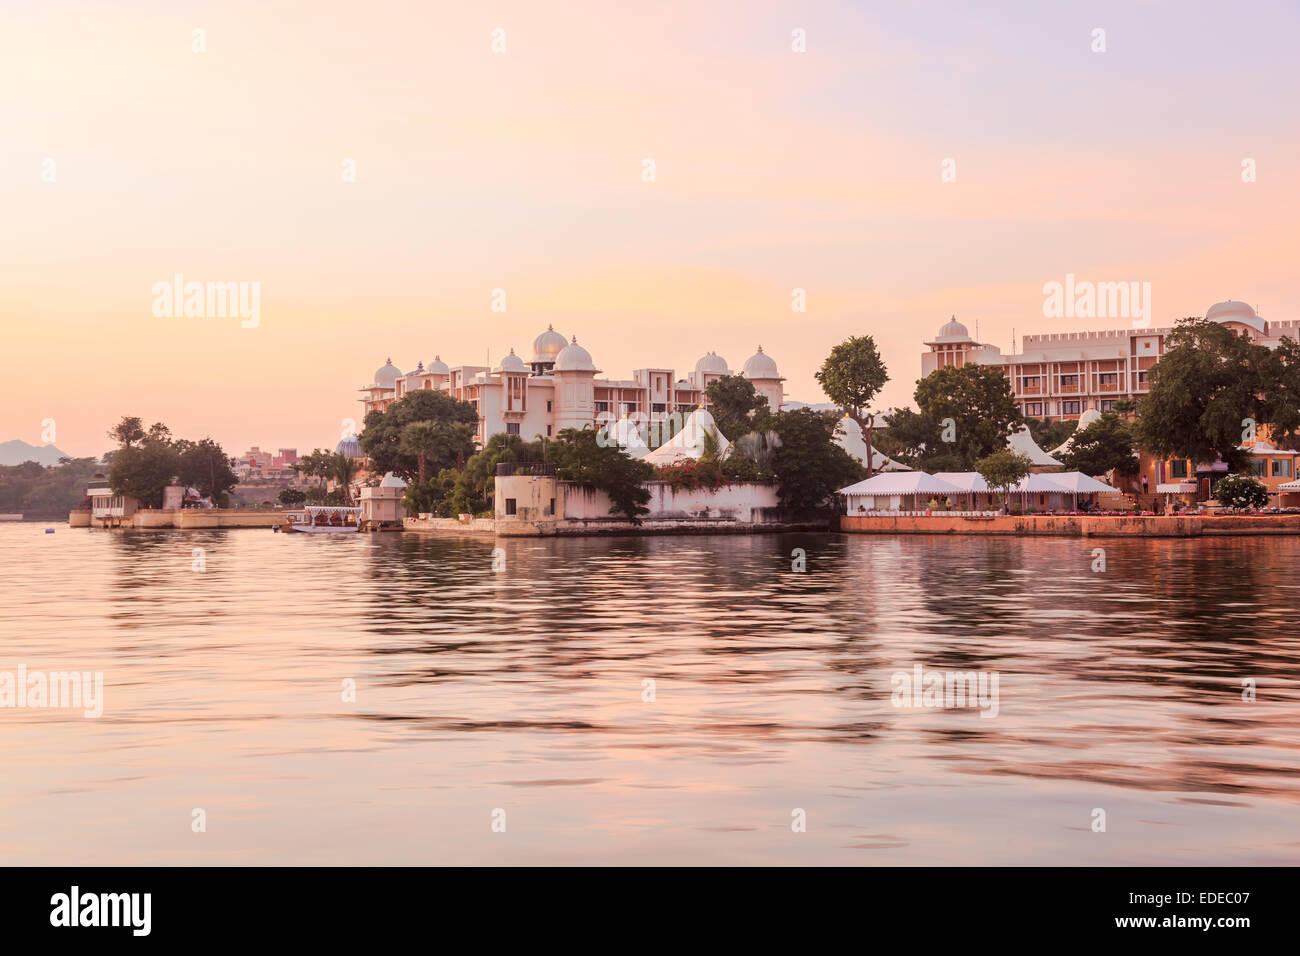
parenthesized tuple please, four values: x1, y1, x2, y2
(1, 524, 1298, 865)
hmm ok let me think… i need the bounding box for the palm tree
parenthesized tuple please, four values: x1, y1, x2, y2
(331, 452, 359, 503)
(400, 422, 444, 484)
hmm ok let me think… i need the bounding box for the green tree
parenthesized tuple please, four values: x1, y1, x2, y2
(449, 433, 537, 515)
(330, 452, 359, 503)
(914, 364, 1024, 469)
(975, 449, 1032, 513)
(704, 375, 770, 442)
(176, 438, 239, 501)
(879, 407, 964, 472)
(815, 336, 889, 476)
(1213, 473, 1269, 511)
(1261, 336, 1300, 448)
(277, 487, 306, 507)
(399, 420, 476, 484)
(360, 390, 479, 480)
(106, 416, 146, 449)
(768, 408, 865, 511)
(1059, 412, 1139, 478)
(550, 427, 654, 522)
(108, 439, 179, 508)
(1136, 318, 1269, 472)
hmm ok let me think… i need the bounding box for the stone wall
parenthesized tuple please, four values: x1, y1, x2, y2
(840, 513, 1300, 537)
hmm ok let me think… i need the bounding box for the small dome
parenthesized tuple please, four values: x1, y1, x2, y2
(336, 435, 362, 457)
(1206, 300, 1262, 325)
(406, 361, 425, 378)
(427, 355, 449, 375)
(554, 335, 597, 372)
(379, 472, 407, 489)
(694, 351, 729, 375)
(741, 346, 779, 379)
(531, 324, 569, 364)
(496, 348, 527, 373)
(937, 316, 970, 339)
(373, 358, 402, 387)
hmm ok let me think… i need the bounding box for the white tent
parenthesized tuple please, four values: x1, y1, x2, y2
(1007, 425, 1061, 467)
(833, 418, 911, 472)
(605, 418, 651, 459)
(643, 408, 732, 466)
(1047, 408, 1102, 457)
(1040, 471, 1119, 494)
(838, 472, 962, 514)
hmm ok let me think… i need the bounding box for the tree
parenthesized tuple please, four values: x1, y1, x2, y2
(1213, 473, 1269, 511)
(550, 427, 654, 522)
(448, 433, 536, 515)
(1059, 412, 1139, 478)
(879, 407, 964, 472)
(278, 487, 306, 507)
(176, 438, 238, 501)
(108, 440, 179, 508)
(330, 452, 359, 503)
(1261, 336, 1300, 448)
(768, 408, 865, 511)
(704, 375, 770, 442)
(360, 390, 479, 481)
(400, 420, 471, 484)
(975, 450, 1032, 513)
(1136, 318, 1269, 472)
(107, 416, 146, 449)
(816, 336, 889, 477)
(913, 365, 1024, 470)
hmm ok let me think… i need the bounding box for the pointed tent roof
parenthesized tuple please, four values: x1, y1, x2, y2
(1007, 425, 1061, 467)
(607, 419, 651, 459)
(932, 471, 991, 492)
(833, 417, 911, 472)
(1037, 471, 1120, 494)
(1048, 408, 1102, 457)
(643, 408, 732, 466)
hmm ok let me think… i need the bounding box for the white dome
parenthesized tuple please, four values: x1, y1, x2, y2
(937, 316, 970, 339)
(741, 346, 779, 379)
(379, 472, 407, 489)
(427, 355, 449, 375)
(496, 348, 527, 373)
(373, 358, 402, 387)
(1206, 300, 1264, 332)
(554, 335, 596, 372)
(694, 351, 729, 375)
(531, 325, 569, 364)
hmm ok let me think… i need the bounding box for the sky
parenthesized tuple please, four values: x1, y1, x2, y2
(4, 0, 1300, 457)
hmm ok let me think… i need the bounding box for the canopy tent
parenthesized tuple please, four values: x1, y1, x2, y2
(1277, 478, 1300, 492)
(642, 408, 732, 466)
(605, 418, 651, 459)
(1156, 482, 1197, 494)
(1038, 471, 1118, 494)
(838, 472, 961, 514)
(833, 418, 911, 472)
(1007, 425, 1062, 468)
(1047, 408, 1102, 458)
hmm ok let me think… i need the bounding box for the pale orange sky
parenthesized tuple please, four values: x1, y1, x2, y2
(4, 0, 1300, 456)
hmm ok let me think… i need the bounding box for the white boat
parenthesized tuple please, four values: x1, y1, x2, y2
(284, 506, 361, 534)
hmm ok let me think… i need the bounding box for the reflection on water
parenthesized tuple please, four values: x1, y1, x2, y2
(0, 525, 1297, 864)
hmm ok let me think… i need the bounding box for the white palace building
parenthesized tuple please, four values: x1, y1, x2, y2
(358, 326, 786, 447)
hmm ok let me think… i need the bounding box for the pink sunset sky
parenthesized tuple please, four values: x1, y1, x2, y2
(4, 0, 1300, 457)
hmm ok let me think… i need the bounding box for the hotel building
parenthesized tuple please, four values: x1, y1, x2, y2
(922, 300, 1300, 423)
(358, 326, 785, 446)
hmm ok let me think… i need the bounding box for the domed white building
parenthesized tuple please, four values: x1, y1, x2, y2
(919, 301, 1300, 424)
(358, 327, 787, 448)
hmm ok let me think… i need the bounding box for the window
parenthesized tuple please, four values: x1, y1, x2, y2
(1137, 371, 1149, 384)
(1250, 459, 1267, 477)
(652, 403, 666, 413)
(504, 498, 517, 515)
(1100, 400, 1116, 412)
(546, 400, 552, 412)
(1060, 374, 1079, 387)
(1022, 376, 1039, 388)
(595, 401, 609, 412)
(1025, 402, 1042, 416)
(1170, 460, 1188, 479)
(1098, 373, 1118, 386)
(1061, 401, 1081, 415)
(546, 425, 552, 437)
(506, 423, 520, 435)
(1272, 459, 1292, 478)
(548, 498, 555, 516)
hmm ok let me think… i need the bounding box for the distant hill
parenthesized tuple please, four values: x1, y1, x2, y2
(0, 440, 71, 467)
